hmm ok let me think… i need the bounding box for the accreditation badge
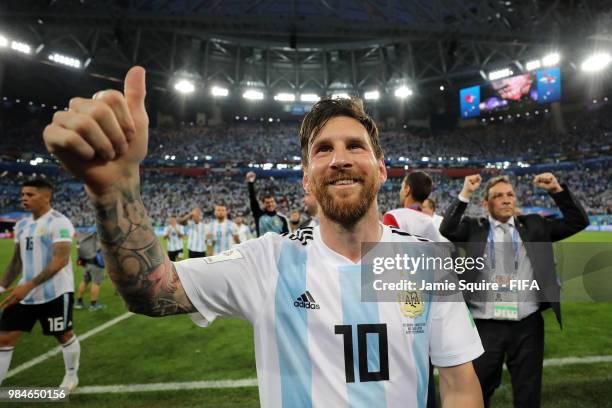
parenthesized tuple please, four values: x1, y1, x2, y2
(492, 274, 519, 320)
(398, 290, 424, 318)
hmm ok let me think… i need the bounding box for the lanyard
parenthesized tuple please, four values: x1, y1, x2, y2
(487, 223, 520, 271)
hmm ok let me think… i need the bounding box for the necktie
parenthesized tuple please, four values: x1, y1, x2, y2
(499, 223, 514, 275)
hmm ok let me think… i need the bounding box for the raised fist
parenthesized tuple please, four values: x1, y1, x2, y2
(460, 174, 482, 198)
(534, 173, 563, 193)
(246, 171, 256, 183)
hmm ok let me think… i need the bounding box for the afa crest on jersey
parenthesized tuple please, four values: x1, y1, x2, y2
(398, 290, 424, 318)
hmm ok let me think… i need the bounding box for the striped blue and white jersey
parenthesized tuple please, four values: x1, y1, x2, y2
(186, 220, 207, 252)
(176, 224, 483, 408)
(164, 224, 185, 252)
(207, 219, 238, 255)
(13, 209, 75, 305)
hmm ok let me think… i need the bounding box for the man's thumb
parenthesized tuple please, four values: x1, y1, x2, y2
(124, 66, 147, 119)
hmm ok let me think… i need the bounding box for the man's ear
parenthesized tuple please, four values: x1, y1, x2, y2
(303, 169, 310, 193)
(378, 156, 387, 184)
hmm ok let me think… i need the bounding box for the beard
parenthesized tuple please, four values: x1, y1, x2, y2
(312, 168, 379, 228)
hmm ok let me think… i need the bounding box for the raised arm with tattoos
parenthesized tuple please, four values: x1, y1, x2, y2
(43, 67, 194, 317)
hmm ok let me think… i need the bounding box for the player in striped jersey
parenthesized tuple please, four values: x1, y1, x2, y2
(179, 208, 207, 258)
(0, 180, 80, 392)
(163, 217, 185, 261)
(43, 67, 483, 407)
(206, 203, 240, 255)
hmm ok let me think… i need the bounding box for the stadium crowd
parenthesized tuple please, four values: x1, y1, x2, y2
(0, 104, 610, 227)
(1, 164, 609, 228)
(1, 105, 610, 166)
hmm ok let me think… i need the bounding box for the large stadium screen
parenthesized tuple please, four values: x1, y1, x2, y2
(459, 67, 561, 119)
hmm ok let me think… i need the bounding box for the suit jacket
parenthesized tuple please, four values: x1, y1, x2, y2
(439, 185, 589, 327)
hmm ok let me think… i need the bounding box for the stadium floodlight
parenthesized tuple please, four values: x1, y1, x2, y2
(331, 92, 351, 99)
(364, 90, 380, 100)
(488, 68, 513, 80)
(439, 85, 445, 91)
(211, 86, 229, 97)
(243, 89, 264, 100)
(542, 52, 560, 67)
(581, 52, 612, 72)
(174, 79, 195, 94)
(394, 86, 413, 98)
(274, 92, 296, 102)
(11, 40, 31, 54)
(0, 35, 8, 47)
(48, 53, 81, 69)
(525, 59, 541, 71)
(300, 93, 320, 102)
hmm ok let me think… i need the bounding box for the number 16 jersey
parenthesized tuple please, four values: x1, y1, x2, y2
(175, 224, 483, 408)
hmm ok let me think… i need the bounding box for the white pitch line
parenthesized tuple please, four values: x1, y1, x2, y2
(75, 379, 259, 394)
(543, 355, 612, 367)
(75, 354, 612, 395)
(6, 312, 133, 379)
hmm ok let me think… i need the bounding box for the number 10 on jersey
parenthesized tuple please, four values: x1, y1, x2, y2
(334, 324, 389, 383)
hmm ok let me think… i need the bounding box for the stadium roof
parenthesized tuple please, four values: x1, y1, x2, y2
(1, 1, 611, 108)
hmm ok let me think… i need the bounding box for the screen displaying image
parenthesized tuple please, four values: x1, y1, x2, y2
(459, 68, 561, 118)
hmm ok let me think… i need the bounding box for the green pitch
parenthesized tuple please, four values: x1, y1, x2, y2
(0, 233, 610, 407)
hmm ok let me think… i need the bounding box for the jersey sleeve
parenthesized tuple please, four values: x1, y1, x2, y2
(382, 212, 400, 228)
(175, 234, 279, 326)
(51, 217, 75, 244)
(13, 220, 24, 243)
(428, 298, 484, 367)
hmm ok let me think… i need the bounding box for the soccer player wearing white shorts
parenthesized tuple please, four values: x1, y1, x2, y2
(43, 66, 484, 407)
(0, 180, 80, 393)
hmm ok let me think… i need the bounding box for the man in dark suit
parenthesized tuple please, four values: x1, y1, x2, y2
(440, 172, 589, 408)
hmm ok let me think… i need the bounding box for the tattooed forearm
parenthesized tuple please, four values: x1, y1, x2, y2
(91, 183, 195, 316)
(30, 242, 71, 287)
(0, 248, 22, 288)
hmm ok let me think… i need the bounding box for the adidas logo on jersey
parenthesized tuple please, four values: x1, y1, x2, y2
(293, 291, 320, 310)
(281, 227, 314, 246)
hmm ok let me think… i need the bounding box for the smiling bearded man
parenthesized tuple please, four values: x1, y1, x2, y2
(42, 65, 484, 408)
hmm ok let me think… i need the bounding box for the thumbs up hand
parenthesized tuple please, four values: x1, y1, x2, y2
(43, 66, 149, 196)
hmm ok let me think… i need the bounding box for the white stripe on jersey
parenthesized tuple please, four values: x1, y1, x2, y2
(164, 225, 184, 252)
(175, 225, 483, 408)
(187, 221, 207, 252)
(14, 209, 75, 304)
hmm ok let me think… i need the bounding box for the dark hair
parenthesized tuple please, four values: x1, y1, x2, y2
(424, 197, 436, 210)
(263, 195, 275, 201)
(402, 171, 432, 202)
(299, 97, 382, 166)
(22, 179, 53, 192)
(484, 175, 512, 200)
(214, 201, 227, 208)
